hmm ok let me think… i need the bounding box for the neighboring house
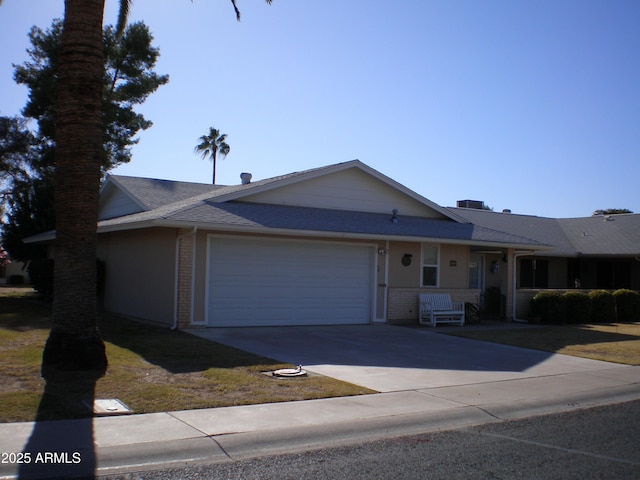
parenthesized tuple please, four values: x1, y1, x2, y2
(30, 160, 638, 328)
(0, 248, 27, 285)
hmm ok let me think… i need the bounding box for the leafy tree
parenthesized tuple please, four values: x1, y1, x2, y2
(592, 208, 633, 215)
(194, 126, 231, 184)
(1, 19, 168, 265)
(1, 177, 53, 264)
(0, 116, 36, 201)
(13, 18, 169, 174)
(0, 0, 271, 381)
(1, 115, 52, 263)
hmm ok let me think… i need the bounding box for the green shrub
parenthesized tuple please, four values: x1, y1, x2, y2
(613, 289, 640, 323)
(531, 291, 566, 324)
(589, 290, 616, 323)
(563, 291, 592, 324)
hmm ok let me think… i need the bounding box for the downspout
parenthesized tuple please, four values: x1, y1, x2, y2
(383, 239, 389, 322)
(173, 227, 197, 330)
(512, 250, 535, 323)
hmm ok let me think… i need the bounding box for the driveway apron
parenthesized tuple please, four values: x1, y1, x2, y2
(186, 324, 622, 392)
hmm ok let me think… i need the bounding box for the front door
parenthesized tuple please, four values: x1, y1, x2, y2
(469, 254, 485, 292)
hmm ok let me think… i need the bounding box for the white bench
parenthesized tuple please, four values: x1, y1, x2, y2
(419, 293, 465, 326)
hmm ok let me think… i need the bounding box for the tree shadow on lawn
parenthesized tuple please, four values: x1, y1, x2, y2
(97, 312, 283, 374)
(0, 296, 51, 332)
(0, 296, 266, 374)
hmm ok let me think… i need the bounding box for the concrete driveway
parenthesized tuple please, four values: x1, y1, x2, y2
(187, 324, 622, 392)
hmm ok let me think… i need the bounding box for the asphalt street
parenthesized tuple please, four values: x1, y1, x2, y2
(97, 399, 640, 480)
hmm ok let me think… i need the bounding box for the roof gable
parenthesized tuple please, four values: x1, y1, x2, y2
(99, 175, 219, 220)
(99, 177, 146, 220)
(210, 160, 465, 221)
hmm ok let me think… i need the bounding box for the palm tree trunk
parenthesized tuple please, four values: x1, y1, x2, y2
(42, 0, 107, 378)
(212, 150, 217, 184)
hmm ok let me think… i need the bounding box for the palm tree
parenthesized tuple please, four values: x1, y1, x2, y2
(40, 0, 110, 377)
(230, 0, 273, 21)
(1, 0, 271, 378)
(194, 127, 230, 184)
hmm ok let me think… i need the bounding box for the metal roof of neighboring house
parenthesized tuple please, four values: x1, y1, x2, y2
(449, 207, 640, 257)
(558, 214, 640, 256)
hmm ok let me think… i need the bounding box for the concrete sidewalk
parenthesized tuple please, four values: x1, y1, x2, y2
(1, 326, 639, 479)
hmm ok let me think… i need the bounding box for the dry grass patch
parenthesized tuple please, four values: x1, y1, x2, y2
(444, 323, 640, 365)
(0, 293, 373, 423)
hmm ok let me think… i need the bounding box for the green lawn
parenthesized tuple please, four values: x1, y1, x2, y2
(0, 291, 373, 423)
(444, 322, 640, 365)
(5, 288, 637, 423)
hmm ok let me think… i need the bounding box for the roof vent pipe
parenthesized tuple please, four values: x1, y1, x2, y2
(240, 172, 252, 185)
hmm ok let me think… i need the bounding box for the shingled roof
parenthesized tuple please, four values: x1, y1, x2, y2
(95, 162, 548, 250)
(449, 207, 640, 257)
(97, 199, 544, 248)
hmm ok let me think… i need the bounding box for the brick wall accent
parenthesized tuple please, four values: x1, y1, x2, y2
(176, 230, 194, 329)
(387, 288, 481, 324)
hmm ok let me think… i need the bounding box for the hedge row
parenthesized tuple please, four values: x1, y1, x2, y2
(531, 289, 640, 324)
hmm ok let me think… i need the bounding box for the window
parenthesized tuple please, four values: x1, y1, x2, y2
(421, 244, 439, 287)
(520, 259, 548, 288)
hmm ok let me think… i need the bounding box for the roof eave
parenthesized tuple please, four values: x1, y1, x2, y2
(99, 219, 549, 250)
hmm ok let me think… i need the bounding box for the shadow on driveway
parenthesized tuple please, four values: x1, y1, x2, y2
(187, 324, 620, 392)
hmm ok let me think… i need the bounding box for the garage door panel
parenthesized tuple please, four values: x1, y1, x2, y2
(208, 237, 372, 327)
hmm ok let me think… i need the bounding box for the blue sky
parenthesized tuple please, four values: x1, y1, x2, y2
(1, 1, 638, 218)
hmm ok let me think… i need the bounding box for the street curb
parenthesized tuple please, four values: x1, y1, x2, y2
(1, 388, 639, 480)
(95, 389, 640, 478)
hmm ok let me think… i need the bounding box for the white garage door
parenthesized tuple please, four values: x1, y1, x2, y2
(207, 237, 373, 327)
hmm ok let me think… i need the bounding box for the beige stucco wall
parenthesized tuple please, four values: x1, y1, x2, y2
(99, 228, 176, 325)
(439, 244, 469, 288)
(387, 241, 421, 287)
(384, 241, 481, 323)
(98, 225, 492, 328)
(387, 241, 472, 289)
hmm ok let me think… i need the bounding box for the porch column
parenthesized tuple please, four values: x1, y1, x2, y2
(505, 248, 515, 321)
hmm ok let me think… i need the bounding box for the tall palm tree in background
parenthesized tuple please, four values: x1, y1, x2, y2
(194, 127, 231, 184)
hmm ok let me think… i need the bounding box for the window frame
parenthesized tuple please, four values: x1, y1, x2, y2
(421, 243, 440, 287)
